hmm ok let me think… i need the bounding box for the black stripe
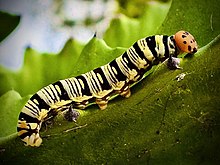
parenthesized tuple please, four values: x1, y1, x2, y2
(18, 131, 33, 140)
(70, 78, 80, 97)
(40, 88, 53, 104)
(30, 93, 50, 110)
(90, 71, 101, 92)
(69, 79, 79, 97)
(93, 67, 112, 91)
(44, 86, 55, 101)
(85, 72, 99, 93)
(109, 58, 127, 82)
(132, 42, 151, 64)
(52, 81, 70, 100)
(25, 102, 38, 114)
(48, 85, 58, 102)
(131, 41, 153, 78)
(122, 51, 139, 72)
(65, 79, 75, 97)
(25, 102, 37, 111)
(107, 62, 118, 84)
(170, 35, 178, 57)
(145, 36, 158, 59)
(163, 35, 169, 58)
(18, 112, 40, 124)
(75, 75, 92, 96)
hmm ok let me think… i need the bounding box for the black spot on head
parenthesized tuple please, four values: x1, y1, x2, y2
(188, 45, 192, 52)
(182, 35, 186, 38)
(193, 47, 197, 53)
(183, 41, 187, 44)
(184, 31, 189, 35)
(190, 40, 193, 43)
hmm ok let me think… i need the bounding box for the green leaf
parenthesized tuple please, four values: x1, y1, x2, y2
(0, 0, 220, 164)
(0, 11, 20, 42)
(0, 90, 29, 141)
(104, 1, 170, 48)
(0, 37, 125, 96)
(0, 38, 84, 96)
(73, 36, 126, 75)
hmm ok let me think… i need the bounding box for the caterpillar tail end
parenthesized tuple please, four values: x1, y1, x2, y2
(17, 120, 43, 147)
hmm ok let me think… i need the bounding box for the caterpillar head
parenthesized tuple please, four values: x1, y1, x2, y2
(174, 31, 198, 54)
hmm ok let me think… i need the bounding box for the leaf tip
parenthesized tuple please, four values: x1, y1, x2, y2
(69, 37, 74, 42)
(26, 45, 31, 50)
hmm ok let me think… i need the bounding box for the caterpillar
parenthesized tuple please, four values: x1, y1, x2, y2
(17, 30, 198, 147)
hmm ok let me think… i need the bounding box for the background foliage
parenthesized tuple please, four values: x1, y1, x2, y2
(0, 0, 220, 164)
(0, 11, 20, 43)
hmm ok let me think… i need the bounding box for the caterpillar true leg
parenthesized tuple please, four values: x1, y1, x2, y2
(167, 56, 182, 70)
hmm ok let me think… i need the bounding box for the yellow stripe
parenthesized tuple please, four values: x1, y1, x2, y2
(155, 35, 165, 58)
(138, 39, 155, 61)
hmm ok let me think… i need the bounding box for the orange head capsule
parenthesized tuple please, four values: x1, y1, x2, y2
(174, 31, 198, 54)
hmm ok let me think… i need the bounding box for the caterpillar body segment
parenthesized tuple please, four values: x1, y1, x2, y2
(17, 31, 198, 147)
